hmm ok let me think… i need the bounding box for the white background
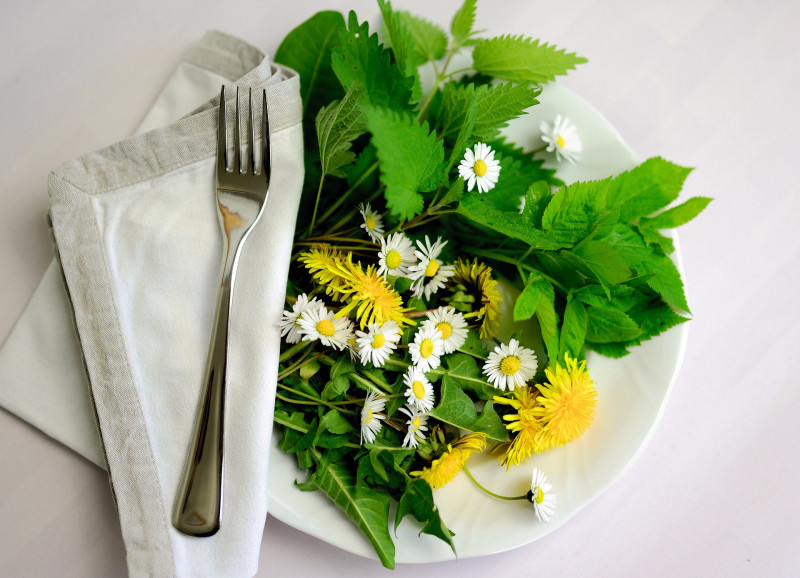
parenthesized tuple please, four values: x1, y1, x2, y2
(1, 0, 799, 576)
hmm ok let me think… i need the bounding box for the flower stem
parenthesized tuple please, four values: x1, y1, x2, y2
(315, 160, 380, 229)
(308, 175, 326, 236)
(463, 465, 528, 501)
(279, 341, 310, 363)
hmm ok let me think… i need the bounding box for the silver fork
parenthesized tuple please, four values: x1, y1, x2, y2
(173, 86, 271, 536)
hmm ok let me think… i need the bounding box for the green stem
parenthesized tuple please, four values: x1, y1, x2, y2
(278, 350, 324, 380)
(463, 465, 528, 501)
(315, 160, 380, 229)
(465, 248, 569, 293)
(279, 341, 310, 363)
(273, 413, 362, 449)
(308, 175, 326, 236)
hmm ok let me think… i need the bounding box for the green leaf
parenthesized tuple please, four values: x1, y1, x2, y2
(397, 10, 448, 63)
(512, 276, 559, 363)
(541, 178, 610, 248)
(450, 0, 477, 43)
(571, 241, 633, 285)
(321, 374, 350, 400)
(429, 381, 507, 443)
(299, 358, 322, 380)
(513, 278, 540, 322)
(310, 453, 396, 569)
(316, 84, 366, 178)
(395, 478, 456, 552)
(584, 304, 643, 343)
(364, 107, 444, 219)
(638, 225, 675, 255)
(275, 11, 346, 121)
(522, 181, 552, 228)
(439, 82, 541, 143)
(472, 35, 587, 83)
(332, 12, 412, 111)
(640, 196, 712, 229)
(457, 329, 489, 357)
(559, 295, 587, 359)
(606, 157, 693, 221)
(378, 1, 421, 101)
(440, 353, 497, 400)
(440, 177, 465, 207)
(573, 284, 639, 312)
(444, 90, 478, 172)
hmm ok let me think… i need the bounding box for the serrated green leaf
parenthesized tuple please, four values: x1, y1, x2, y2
(572, 241, 633, 285)
(472, 35, 587, 83)
(584, 304, 643, 343)
(541, 178, 611, 248)
(332, 12, 412, 111)
(606, 157, 693, 221)
(429, 380, 506, 443)
(559, 295, 587, 359)
(640, 196, 712, 229)
(310, 452, 396, 569)
(450, 0, 477, 43)
(573, 284, 640, 312)
(364, 107, 444, 219)
(275, 11, 346, 121)
(513, 278, 540, 322)
(316, 84, 366, 178)
(522, 181, 552, 227)
(378, 0, 421, 101)
(395, 478, 456, 552)
(638, 225, 675, 255)
(440, 177, 465, 207)
(397, 10, 447, 63)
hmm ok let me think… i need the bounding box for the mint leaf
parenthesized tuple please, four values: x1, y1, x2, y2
(584, 304, 643, 344)
(450, 0, 477, 44)
(395, 478, 456, 553)
(559, 295, 587, 359)
(640, 196, 712, 229)
(275, 11, 346, 121)
(472, 35, 587, 83)
(332, 12, 411, 111)
(364, 107, 444, 219)
(316, 84, 366, 178)
(397, 10, 447, 63)
(606, 157, 693, 221)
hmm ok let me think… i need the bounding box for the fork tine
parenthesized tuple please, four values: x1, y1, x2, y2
(244, 88, 253, 175)
(262, 88, 271, 182)
(217, 86, 227, 175)
(233, 86, 240, 174)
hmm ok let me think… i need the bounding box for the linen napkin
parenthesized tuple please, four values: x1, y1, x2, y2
(0, 31, 303, 577)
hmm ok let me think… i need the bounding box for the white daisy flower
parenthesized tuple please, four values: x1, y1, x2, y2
(421, 306, 468, 354)
(278, 293, 322, 344)
(403, 366, 435, 412)
(408, 324, 445, 373)
(354, 320, 402, 367)
(458, 142, 501, 193)
(377, 232, 417, 278)
(297, 304, 351, 350)
(399, 406, 429, 449)
(360, 391, 386, 445)
(528, 468, 557, 522)
(358, 202, 385, 242)
(407, 236, 455, 300)
(482, 338, 538, 391)
(540, 115, 582, 164)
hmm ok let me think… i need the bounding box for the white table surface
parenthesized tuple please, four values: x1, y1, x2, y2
(1, 0, 799, 576)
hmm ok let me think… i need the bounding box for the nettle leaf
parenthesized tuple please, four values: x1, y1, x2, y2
(316, 84, 366, 178)
(275, 11, 346, 122)
(364, 107, 444, 219)
(606, 157, 693, 222)
(472, 35, 587, 83)
(378, 0, 421, 101)
(332, 12, 412, 111)
(397, 10, 448, 63)
(450, 0, 477, 44)
(429, 381, 506, 443)
(395, 478, 456, 552)
(310, 452, 396, 569)
(439, 82, 541, 143)
(559, 294, 587, 359)
(541, 178, 611, 248)
(640, 196, 712, 229)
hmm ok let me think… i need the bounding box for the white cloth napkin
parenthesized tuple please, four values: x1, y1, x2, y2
(0, 31, 303, 577)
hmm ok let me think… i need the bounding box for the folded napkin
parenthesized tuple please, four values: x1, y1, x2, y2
(0, 31, 303, 577)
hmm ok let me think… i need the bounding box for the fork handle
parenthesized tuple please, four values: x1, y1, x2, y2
(173, 279, 232, 536)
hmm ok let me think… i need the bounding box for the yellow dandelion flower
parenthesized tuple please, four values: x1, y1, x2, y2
(533, 353, 597, 451)
(335, 261, 412, 329)
(449, 259, 502, 340)
(298, 245, 348, 296)
(494, 385, 547, 469)
(411, 432, 487, 490)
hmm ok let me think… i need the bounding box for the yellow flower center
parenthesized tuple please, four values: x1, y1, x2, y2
(534, 487, 544, 504)
(364, 408, 373, 423)
(500, 355, 521, 375)
(371, 333, 386, 349)
(556, 134, 566, 148)
(412, 380, 426, 399)
(424, 259, 440, 278)
(419, 338, 434, 358)
(316, 319, 335, 337)
(365, 215, 377, 230)
(473, 159, 488, 176)
(412, 417, 421, 429)
(436, 321, 452, 339)
(385, 249, 402, 270)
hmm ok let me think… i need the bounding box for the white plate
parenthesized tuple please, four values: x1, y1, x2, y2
(266, 83, 688, 563)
